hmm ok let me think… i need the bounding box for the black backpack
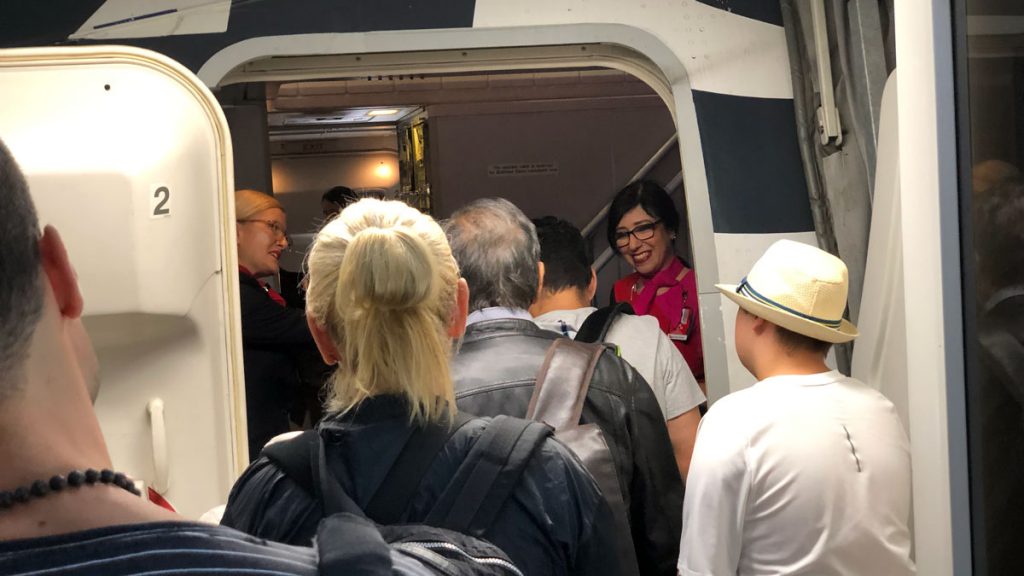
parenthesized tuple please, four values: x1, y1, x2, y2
(574, 302, 635, 344)
(263, 414, 552, 575)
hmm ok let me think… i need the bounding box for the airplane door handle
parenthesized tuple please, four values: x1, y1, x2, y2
(147, 398, 170, 494)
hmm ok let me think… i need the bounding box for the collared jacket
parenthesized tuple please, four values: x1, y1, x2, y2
(451, 318, 684, 576)
(238, 270, 320, 459)
(220, 395, 623, 576)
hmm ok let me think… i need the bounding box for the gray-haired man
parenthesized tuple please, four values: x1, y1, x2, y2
(445, 198, 684, 576)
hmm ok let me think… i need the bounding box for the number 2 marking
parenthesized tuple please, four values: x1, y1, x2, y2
(152, 186, 171, 217)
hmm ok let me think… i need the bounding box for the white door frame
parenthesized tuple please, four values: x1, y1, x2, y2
(895, 3, 971, 575)
(199, 24, 732, 404)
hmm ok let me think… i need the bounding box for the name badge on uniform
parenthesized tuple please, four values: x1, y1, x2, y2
(669, 307, 693, 342)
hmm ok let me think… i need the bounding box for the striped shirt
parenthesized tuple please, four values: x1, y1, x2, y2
(0, 522, 319, 575)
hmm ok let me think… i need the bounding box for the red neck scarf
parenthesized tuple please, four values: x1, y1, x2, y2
(239, 266, 287, 308)
(631, 257, 686, 317)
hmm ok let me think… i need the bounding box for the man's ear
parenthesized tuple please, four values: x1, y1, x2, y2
(448, 279, 469, 338)
(536, 261, 546, 298)
(306, 314, 339, 365)
(39, 226, 83, 319)
(585, 268, 598, 303)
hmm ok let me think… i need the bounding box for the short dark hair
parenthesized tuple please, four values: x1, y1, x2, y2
(774, 325, 832, 355)
(444, 198, 540, 312)
(533, 216, 592, 295)
(606, 180, 680, 252)
(322, 186, 358, 207)
(0, 138, 44, 398)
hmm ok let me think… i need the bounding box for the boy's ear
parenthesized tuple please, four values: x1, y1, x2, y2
(585, 268, 599, 303)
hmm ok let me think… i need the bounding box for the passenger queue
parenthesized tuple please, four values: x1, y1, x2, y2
(0, 137, 914, 574)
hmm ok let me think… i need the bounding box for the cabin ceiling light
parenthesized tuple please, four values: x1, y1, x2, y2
(367, 109, 400, 117)
(375, 161, 393, 179)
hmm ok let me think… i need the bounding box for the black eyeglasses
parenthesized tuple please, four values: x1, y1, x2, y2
(239, 219, 290, 244)
(613, 219, 661, 248)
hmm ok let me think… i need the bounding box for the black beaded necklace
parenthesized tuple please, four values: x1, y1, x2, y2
(0, 469, 141, 510)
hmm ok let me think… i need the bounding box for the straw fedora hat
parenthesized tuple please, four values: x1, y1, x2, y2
(716, 239, 858, 344)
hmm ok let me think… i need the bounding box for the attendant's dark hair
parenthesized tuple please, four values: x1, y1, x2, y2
(606, 180, 680, 252)
(322, 186, 359, 207)
(0, 138, 44, 399)
(533, 216, 592, 295)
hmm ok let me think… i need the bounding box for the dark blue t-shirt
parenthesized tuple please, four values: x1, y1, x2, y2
(0, 521, 319, 575)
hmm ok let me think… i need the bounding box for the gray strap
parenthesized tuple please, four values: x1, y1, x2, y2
(527, 339, 604, 430)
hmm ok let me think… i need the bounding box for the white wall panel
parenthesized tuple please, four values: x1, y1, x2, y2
(0, 46, 243, 519)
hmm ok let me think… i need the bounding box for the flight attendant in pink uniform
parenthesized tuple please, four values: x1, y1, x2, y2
(609, 181, 704, 388)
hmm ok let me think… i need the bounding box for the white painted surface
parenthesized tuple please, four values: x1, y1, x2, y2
(664, 75, 724, 403)
(70, 0, 232, 41)
(709, 231, 821, 400)
(852, 72, 910, 434)
(197, 27, 685, 91)
(472, 0, 792, 98)
(895, 2, 970, 573)
(0, 46, 244, 519)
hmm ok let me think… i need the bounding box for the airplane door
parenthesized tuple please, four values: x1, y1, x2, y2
(0, 46, 246, 518)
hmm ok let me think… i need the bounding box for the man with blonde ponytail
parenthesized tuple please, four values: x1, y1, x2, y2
(222, 198, 623, 576)
(444, 198, 684, 576)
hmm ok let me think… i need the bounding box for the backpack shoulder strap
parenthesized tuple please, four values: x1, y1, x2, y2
(426, 415, 552, 536)
(527, 339, 605, 429)
(316, 514, 393, 575)
(365, 411, 474, 524)
(261, 430, 319, 496)
(575, 302, 634, 343)
(262, 428, 350, 517)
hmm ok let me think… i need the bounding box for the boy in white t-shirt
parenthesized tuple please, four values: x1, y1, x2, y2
(679, 239, 915, 576)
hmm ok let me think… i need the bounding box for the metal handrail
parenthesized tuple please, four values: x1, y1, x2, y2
(580, 134, 678, 239)
(593, 171, 684, 272)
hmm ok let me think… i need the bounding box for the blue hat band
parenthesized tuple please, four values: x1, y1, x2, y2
(737, 278, 844, 329)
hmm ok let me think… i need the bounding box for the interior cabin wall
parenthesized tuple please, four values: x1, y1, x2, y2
(223, 104, 273, 194)
(427, 97, 675, 222)
(220, 84, 273, 195)
(270, 133, 399, 270)
(263, 83, 681, 298)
